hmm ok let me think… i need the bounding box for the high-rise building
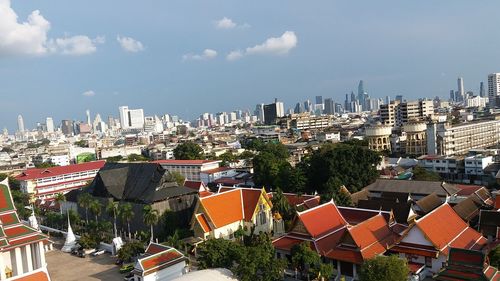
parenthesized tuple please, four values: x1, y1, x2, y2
(324, 98, 335, 115)
(350, 91, 356, 104)
(61, 120, 73, 136)
(479, 82, 485, 97)
(344, 94, 351, 113)
(294, 102, 304, 114)
(380, 100, 434, 127)
(488, 73, 500, 107)
(254, 104, 265, 122)
(118, 106, 145, 130)
(304, 100, 312, 112)
(458, 77, 465, 102)
(263, 99, 285, 125)
(86, 109, 91, 125)
(395, 95, 403, 103)
(315, 96, 324, 111)
(17, 114, 25, 132)
(357, 80, 365, 110)
(46, 117, 54, 133)
(449, 90, 455, 102)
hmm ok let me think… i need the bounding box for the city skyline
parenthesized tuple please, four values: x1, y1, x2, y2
(3, 1, 500, 130)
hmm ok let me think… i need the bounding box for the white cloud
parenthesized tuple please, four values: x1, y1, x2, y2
(226, 50, 243, 61)
(214, 17, 250, 30)
(183, 49, 217, 61)
(246, 31, 297, 55)
(117, 35, 144, 52)
(48, 35, 104, 56)
(82, 90, 96, 97)
(0, 0, 102, 57)
(226, 31, 297, 61)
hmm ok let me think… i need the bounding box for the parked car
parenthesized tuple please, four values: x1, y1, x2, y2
(93, 249, 105, 256)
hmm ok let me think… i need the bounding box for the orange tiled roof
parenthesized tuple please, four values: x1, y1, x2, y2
(195, 214, 212, 233)
(140, 248, 184, 274)
(200, 189, 243, 228)
(11, 270, 50, 281)
(296, 201, 347, 238)
(145, 243, 170, 255)
(416, 204, 486, 254)
(241, 189, 266, 221)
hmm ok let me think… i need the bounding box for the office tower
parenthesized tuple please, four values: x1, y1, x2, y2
(315, 95, 324, 111)
(479, 82, 485, 97)
(350, 91, 356, 103)
(304, 100, 312, 112)
(254, 104, 265, 122)
(363, 93, 370, 110)
(294, 102, 304, 114)
(380, 100, 434, 127)
(357, 80, 365, 110)
(17, 115, 24, 132)
(107, 116, 115, 128)
(86, 109, 91, 125)
(488, 73, 500, 107)
(61, 120, 73, 136)
(335, 103, 342, 114)
(450, 90, 455, 102)
(46, 117, 54, 133)
(458, 77, 465, 102)
(395, 95, 403, 103)
(385, 96, 391, 105)
(324, 98, 335, 115)
(118, 106, 145, 130)
(263, 99, 285, 125)
(344, 94, 351, 113)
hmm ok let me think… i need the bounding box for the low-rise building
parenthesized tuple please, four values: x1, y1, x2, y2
(132, 243, 187, 281)
(16, 161, 106, 199)
(154, 160, 221, 182)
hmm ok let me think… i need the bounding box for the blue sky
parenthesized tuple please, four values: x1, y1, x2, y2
(2, 0, 500, 131)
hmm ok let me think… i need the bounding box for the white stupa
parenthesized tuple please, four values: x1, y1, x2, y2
(61, 213, 76, 252)
(27, 205, 39, 230)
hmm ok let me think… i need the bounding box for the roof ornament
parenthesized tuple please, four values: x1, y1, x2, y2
(28, 204, 39, 231)
(62, 210, 76, 253)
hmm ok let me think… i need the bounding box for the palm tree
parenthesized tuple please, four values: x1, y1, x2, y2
(142, 205, 159, 242)
(89, 199, 102, 222)
(54, 193, 66, 215)
(106, 201, 119, 237)
(120, 203, 134, 239)
(77, 193, 93, 224)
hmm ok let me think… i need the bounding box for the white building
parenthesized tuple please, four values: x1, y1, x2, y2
(46, 117, 54, 133)
(464, 154, 493, 176)
(154, 160, 221, 182)
(488, 73, 500, 106)
(465, 96, 488, 108)
(119, 106, 145, 130)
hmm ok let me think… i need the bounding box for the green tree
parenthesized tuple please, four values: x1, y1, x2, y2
(0, 174, 20, 190)
(89, 199, 102, 222)
(271, 188, 294, 221)
(35, 162, 58, 168)
(127, 153, 149, 162)
(78, 233, 99, 249)
(359, 255, 409, 281)
(412, 166, 442, 181)
(77, 193, 93, 224)
(106, 155, 123, 163)
(291, 242, 321, 276)
(252, 142, 292, 189)
(142, 205, 159, 242)
(197, 238, 240, 269)
(120, 203, 134, 239)
(320, 177, 353, 206)
(173, 142, 204, 160)
(106, 201, 119, 237)
(117, 241, 145, 262)
(74, 140, 88, 148)
(489, 245, 500, 268)
(219, 151, 237, 167)
(306, 143, 381, 193)
(54, 193, 66, 215)
(165, 171, 185, 186)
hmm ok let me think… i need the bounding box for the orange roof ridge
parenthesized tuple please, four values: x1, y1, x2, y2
(297, 200, 336, 215)
(415, 202, 449, 223)
(201, 187, 240, 200)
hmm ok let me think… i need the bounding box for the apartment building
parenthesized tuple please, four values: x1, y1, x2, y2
(16, 160, 106, 199)
(154, 159, 221, 182)
(380, 100, 434, 127)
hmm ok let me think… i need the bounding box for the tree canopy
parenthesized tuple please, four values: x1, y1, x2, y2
(173, 141, 204, 160)
(358, 255, 409, 281)
(489, 245, 500, 268)
(165, 171, 185, 186)
(412, 166, 442, 181)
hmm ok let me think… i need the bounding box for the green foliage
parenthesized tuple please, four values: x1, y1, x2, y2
(78, 233, 99, 249)
(311, 263, 334, 281)
(127, 153, 149, 162)
(291, 242, 320, 272)
(489, 245, 500, 268)
(143, 205, 159, 240)
(412, 166, 442, 181)
(77, 193, 93, 223)
(271, 188, 295, 221)
(219, 151, 238, 167)
(0, 174, 20, 190)
(197, 238, 238, 269)
(119, 203, 134, 237)
(359, 255, 409, 281)
(244, 139, 265, 151)
(89, 199, 102, 221)
(106, 155, 123, 163)
(252, 142, 297, 190)
(165, 171, 185, 186)
(320, 177, 352, 207)
(305, 143, 381, 193)
(74, 140, 88, 148)
(117, 241, 145, 262)
(35, 162, 58, 168)
(173, 141, 204, 160)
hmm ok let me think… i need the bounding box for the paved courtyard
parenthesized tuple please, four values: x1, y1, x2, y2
(46, 240, 124, 281)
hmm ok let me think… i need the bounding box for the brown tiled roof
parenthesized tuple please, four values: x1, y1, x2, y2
(415, 192, 442, 214)
(453, 197, 482, 222)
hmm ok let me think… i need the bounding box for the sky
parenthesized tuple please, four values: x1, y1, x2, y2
(2, 0, 500, 131)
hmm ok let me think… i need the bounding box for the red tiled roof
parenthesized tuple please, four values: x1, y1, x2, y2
(282, 193, 318, 207)
(184, 181, 205, 190)
(0, 184, 14, 213)
(153, 160, 218, 165)
(195, 214, 212, 233)
(301, 197, 321, 209)
(200, 189, 243, 228)
(416, 204, 486, 254)
(390, 242, 439, 258)
(0, 212, 19, 226)
(140, 249, 184, 273)
(272, 236, 304, 251)
(456, 185, 484, 196)
(199, 191, 213, 198)
(407, 262, 425, 274)
(213, 178, 245, 185)
(15, 161, 105, 181)
(12, 270, 50, 281)
(145, 243, 170, 255)
(338, 206, 391, 225)
(495, 196, 500, 210)
(296, 201, 347, 238)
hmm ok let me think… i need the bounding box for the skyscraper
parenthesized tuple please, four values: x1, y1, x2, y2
(324, 98, 335, 115)
(458, 77, 464, 102)
(263, 99, 285, 125)
(450, 90, 455, 102)
(357, 80, 365, 110)
(61, 120, 73, 136)
(118, 106, 145, 130)
(479, 82, 485, 97)
(315, 96, 324, 111)
(86, 109, 91, 125)
(344, 94, 351, 113)
(46, 117, 54, 133)
(303, 100, 312, 112)
(17, 115, 24, 132)
(488, 73, 500, 107)
(254, 104, 265, 122)
(294, 102, 304, 114)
